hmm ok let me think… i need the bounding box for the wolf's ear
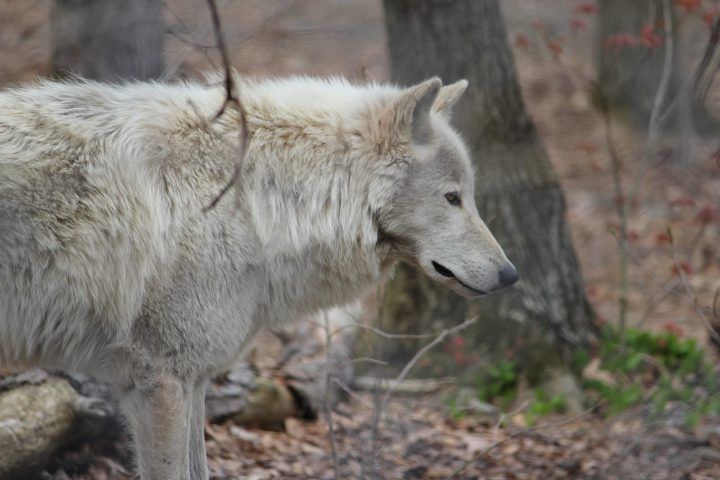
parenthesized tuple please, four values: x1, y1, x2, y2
(432, 79, 468, 119)
(392, 77, 442, 143)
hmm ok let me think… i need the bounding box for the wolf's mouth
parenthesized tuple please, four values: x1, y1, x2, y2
(431, 261, 486, 295)
(432, 261, 455, 278)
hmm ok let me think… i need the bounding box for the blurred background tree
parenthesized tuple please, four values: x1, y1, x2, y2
(596, 0, 718, 146)
(377, 0, 597, 397)
(52, 0, 164, 80)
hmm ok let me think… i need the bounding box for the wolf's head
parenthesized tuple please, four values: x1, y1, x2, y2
(373, 78, 518, 297)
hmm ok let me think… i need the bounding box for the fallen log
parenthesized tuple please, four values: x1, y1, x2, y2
(0, 376, 80, 478)
(205, 362, 300, 429)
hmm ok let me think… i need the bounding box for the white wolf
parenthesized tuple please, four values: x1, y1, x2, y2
(0, 75, 517, 479)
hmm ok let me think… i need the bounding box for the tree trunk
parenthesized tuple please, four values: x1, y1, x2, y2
(52, 0, 164, 81)
(379, 0, 596, 379)
(596, 0, 672, 125)
(596, 0, 717, 136)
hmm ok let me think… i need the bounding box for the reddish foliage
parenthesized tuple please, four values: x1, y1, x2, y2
(696, 205, 719, 223)
(627, 229, 639, 243)
(661, 321, 685, 337)
(669, 196, 696, 208)
(675, 0, 701, 12)
(703, 6, 720, 26)
(548, 40, 564, 56)
(452, 351, 465, 366)
(515, 33, 531, 48)
(672, 261, 693, 276)
(571, 18, 588, 32)
(576, 141, 600, 154)
(574, 2, 598, 15)
(451, 335, 466, 350)
(586, 285, 599, 298)
(639, 24, 663, 48)
(656, 231, 671, 245)
(613, 194, 638, 209)
(656, 337, 668, 348)
(604, 33, 638, 49)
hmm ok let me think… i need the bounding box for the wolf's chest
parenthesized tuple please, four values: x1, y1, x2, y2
(256, 242, 380, 324)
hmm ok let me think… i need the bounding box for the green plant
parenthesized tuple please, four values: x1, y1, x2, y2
(447, 396, 466, 421)
(582, 326, 719, 425)
(477, 360, 518, 409)
(524, 389, 566, 426)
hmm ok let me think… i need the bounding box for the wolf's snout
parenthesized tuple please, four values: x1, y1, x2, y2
(498, 263, 519, 287)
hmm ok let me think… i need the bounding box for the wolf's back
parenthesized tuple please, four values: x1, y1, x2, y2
(0, 84, 173, 369)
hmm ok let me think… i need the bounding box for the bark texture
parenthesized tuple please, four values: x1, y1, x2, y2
(380, 0, 596, 370)
(52, 0, 164, 81)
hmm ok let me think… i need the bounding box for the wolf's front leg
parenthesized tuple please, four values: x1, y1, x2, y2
(122, 373, 192, 480)
(189, 380, 209, 480)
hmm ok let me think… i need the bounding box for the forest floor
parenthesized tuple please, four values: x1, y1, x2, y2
(2, 1, 720, 479)
(46, 392, 720, 480)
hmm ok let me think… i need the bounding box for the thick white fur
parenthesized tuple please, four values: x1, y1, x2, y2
(0, 75, 513, 479)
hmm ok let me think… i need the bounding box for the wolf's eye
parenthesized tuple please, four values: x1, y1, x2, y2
(445, 192, 461, 206)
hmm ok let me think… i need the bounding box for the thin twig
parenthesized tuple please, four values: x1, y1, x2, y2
(322, 311, 341, 480)
(628, 0, 674, 204)
(166, 30, 218, 51)
(446, 401, 601, 479)
(161, 0, 229, 78)
(669, 234, 720, 346)
(207, 0, 237, 119)
(379, 317, 478, 414)
(363, 284, 388, 480)
(332, 378, 375, 409)
(712, 289, 720, 353)
(638, 220, 708, 327)
(541, 19, 674, 347)
(693, 14, 720, 103)
(595, 83, 629, 345)
(161, 0, 218, 68)
(307, 316, 439, 342)
(202, 0, 249, 212)
(494, 400, 529, 429)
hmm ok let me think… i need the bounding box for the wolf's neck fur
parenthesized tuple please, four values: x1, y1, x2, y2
(159, 77, 401, 321)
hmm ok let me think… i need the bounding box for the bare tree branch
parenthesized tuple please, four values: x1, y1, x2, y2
(322, 311, 341, 480)
(593, 81, 630, 343)
(628, 0, 674, 202)
(693, 14, 720, 103)
(379, 316, 477, 413)
(361, 316, 478, 477)
(202, 0, 249, 212)
(668, 233, 720, 347)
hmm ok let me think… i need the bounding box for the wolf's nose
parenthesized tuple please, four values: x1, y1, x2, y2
(498, 264, 519, 287)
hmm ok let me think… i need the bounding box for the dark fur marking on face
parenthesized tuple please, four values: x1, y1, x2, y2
(372, 212, 418, 261)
